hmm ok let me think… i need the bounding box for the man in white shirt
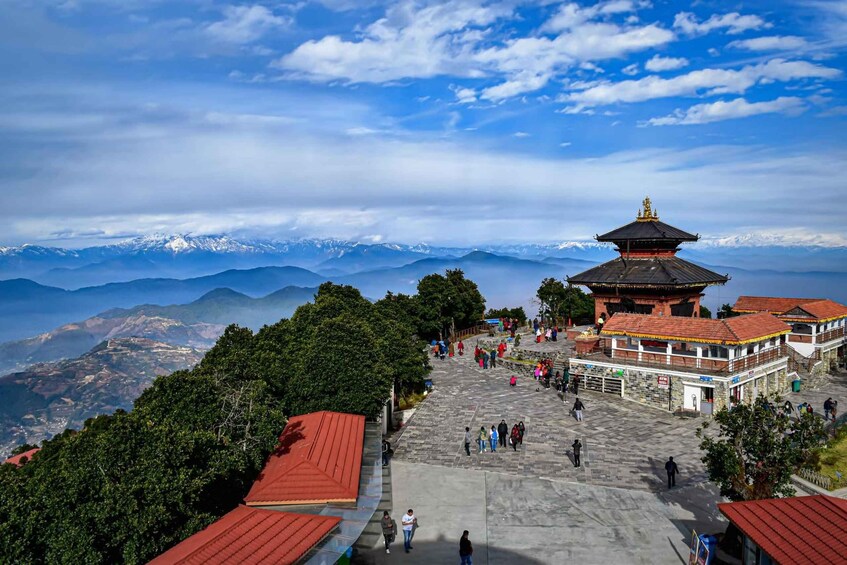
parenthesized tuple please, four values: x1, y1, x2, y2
(401, 508, 417, 553)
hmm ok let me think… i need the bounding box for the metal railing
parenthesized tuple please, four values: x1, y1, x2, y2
(585, 344, 788, 375)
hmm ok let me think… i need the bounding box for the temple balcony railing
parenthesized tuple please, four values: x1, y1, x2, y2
(580, 344, 788, 376)
(817, 326, 846, 344)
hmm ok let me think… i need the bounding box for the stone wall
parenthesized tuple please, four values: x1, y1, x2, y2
(498, 358, 536, 378)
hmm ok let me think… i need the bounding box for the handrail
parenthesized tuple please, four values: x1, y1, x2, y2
(584, 344, 788, 375)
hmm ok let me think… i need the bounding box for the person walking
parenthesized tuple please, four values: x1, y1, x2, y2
(381, 511, 397, 554)
(489, 425, 498, 452)
(401, 509, 417, 552)
(572, 398, 585, 422)
(572, 375, 580, 395)
(464, 426, 472, 456)
(517, 421, 525, 444)
(459, 530, 473, 565)
(497, 420, 508, 449)
(665, 457, 680, 488)
(572, 439, 582, 468)
(478, 427, 487, 453)
(458, 340, 465, 356)
(483, 351, 490, 369)
(490, 349, 497, 369)
(825, 397, 834, 421)
(510, 424, 520, 451)
(382, 439, 391, 466)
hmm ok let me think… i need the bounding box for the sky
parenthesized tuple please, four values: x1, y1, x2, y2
(1, 0, 846, 247)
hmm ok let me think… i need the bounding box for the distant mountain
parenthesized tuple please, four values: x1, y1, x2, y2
(0, 268, 325, 342)
(315, 243, 434, 275)
(0, 285, 316, 372)
(0, 337, 204, 459)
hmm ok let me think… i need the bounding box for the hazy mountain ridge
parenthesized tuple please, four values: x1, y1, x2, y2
(0, 337, 204, 459)
(0, 285, 316, 374)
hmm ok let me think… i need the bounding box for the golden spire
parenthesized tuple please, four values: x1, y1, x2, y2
(636, 196, 659, 222)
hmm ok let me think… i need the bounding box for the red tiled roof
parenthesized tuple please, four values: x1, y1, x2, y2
(734, 296, 847, 322)
(601, 312, 790, 345)
(149, 505, 340, 565)
(4, 448, 40, 467)
(718, 495, 847, 565)
(733, 296, 818, 314)
(245, 411, 365, 506)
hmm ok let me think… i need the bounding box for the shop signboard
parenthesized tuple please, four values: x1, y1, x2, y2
(657, 375, 670, 389)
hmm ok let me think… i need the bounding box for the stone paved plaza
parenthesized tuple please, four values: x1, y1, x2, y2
(358, 336, 847, 564)
(393, 346, 710, 491)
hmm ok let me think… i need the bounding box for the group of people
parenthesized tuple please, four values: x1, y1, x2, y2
(432, 338, 465, 360)
(381, 513, 475, 564)
(531, 318, 559, 343)
(464, 421, 525, 454)
(776, 397, 839, 421)
(495, 317, 521, 338)
(473, 342, 506, 369)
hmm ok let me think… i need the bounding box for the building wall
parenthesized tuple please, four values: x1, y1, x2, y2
(592, 293, 702, 320)
(569, 358, 790, 413)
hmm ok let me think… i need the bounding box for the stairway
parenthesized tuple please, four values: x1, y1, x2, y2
(353, 463, 393, 551)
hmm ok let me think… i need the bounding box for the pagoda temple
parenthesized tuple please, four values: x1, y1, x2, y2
(568, 197, 729, 320)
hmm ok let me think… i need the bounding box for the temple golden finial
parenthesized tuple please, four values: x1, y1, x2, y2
(636, 196, 659, 222)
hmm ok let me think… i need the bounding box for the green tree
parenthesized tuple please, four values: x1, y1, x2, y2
(699, 305, 712, 319)
(718, 303, 738, 319)
(485, 306, 527, 323)
(536, 277, 567, 323)
(696, 399, 826, 501)
(416, 269, 485, 340)
(562, 284, 594, 325)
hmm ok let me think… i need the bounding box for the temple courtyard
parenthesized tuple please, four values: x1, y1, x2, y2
(356, 339, 847, 564)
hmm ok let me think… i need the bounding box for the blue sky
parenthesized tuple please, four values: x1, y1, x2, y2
(1, 0, 846, 247)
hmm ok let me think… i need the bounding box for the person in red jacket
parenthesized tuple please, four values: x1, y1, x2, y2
(458, 340, 465, 356)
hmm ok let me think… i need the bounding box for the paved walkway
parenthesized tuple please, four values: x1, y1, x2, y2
(393, 347, 708, 492)
(358, 461, 724, 565)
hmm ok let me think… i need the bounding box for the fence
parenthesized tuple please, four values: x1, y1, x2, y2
(583, 375, 623, 396)
(797, 467, 835, 490)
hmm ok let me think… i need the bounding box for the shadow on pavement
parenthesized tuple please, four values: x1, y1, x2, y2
(353, 534, 547, 565)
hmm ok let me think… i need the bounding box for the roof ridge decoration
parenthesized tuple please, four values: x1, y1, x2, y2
(636, 196, 659, 222)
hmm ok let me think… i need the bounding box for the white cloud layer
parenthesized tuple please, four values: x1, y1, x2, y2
(645, 96, 806, 126)
(564, 59, 841, 107)
(205, 5, 290, 44)
(728, 35, 808, 51)
(673, 11, 771, 36)
(644, 54, 689, 72)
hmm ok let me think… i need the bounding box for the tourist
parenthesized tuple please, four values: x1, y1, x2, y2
(489, 425, 498, 452)
(458, 340, 465, 356)
(401, 509, 417, 553)
(510, 425, 520, 451)
(483, 351, 490, 369)
(517, 421, 525, 444)
(665, 456, 680, 489)
(832, 399, 839, 420)
(498, 341, 506, 358)
(381, 511, 397, 554)
(552, 326, 558, 342)
(533, 318, 539, 333)
(824, 397, 834, 420)
(783, 399, 793, 416)
(572, 439, 582, 468)
(536, 327, 542, 343)
(449, 340, 455, 357)
(478, 427, 487, 453)
(545, 327, 552, 341)
(573, 397, 585, 422)
(490, 349, 497, 369)
(460, 530, 473, 565)
(464, 426, 472, 456)
(498, 420, 508, 448)
(509, 375, 517, 387)
(382, 439, 391, 467)
(573, 375, 580, 395)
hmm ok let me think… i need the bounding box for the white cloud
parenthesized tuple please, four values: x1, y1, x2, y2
(276, 0, 672, 101)
(645, 96, 806, 126)
(513, 131, 530, 137)
(622, 63, 639, 75)
(559, 141, 572, 147)
(205, 5, 290, 44)
(275, 0, 509, 83)
(644, 54, 689, 72)
(673, 11, 770, 36)
(728, 35, 808, 51)
(565, 59, 840, 107)
(453, 86, 478, 104)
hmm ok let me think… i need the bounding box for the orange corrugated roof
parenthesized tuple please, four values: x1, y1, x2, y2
(733, 296, 818, 314)
(149, 505, 340, 565)
(734, 296, 847, 322)
(719, 495, 847, 565)
(601, 312, 790, 345)
(3, 448, 39, 467)
(245, 411, 365, 506)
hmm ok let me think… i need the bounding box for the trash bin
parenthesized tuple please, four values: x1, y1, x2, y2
(792, 379, 801, 393)
(697, 534, 717, 565)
